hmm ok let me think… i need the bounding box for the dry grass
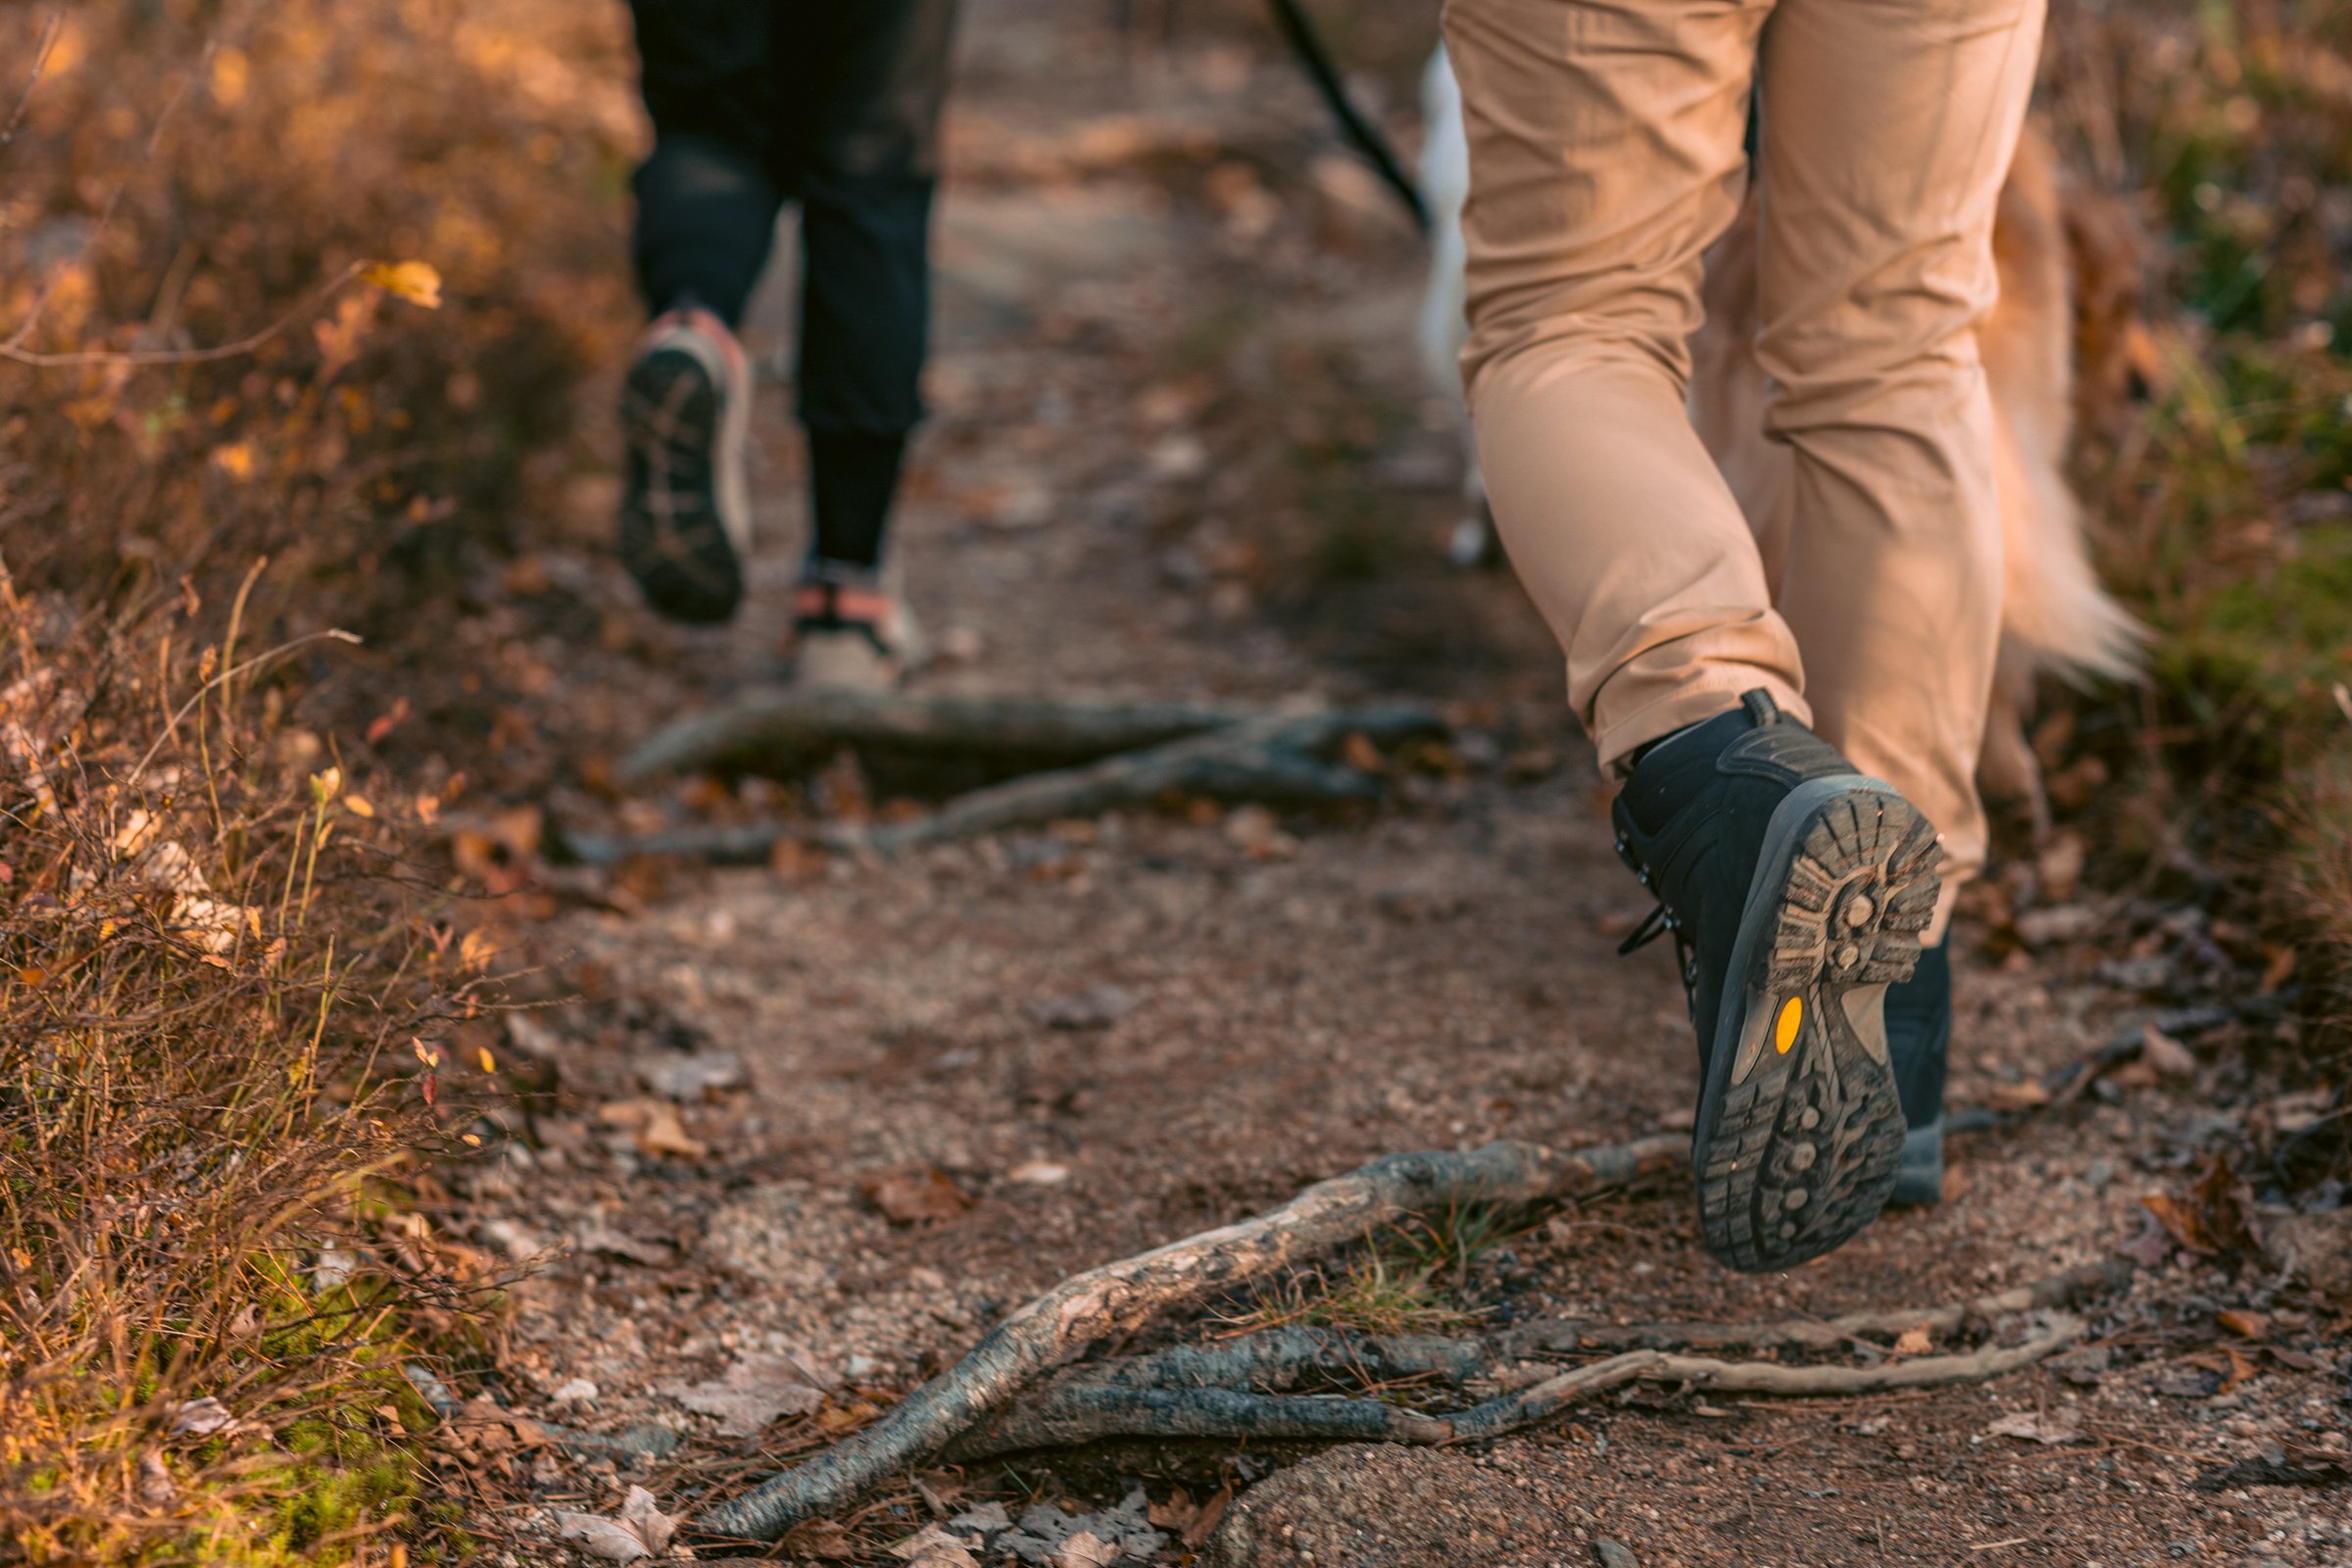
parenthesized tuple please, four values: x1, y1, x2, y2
(0, 0, 635, 1559)
(0, 587, 494, 1566)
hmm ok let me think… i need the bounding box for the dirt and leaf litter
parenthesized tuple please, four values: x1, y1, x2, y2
(319, 8, 2352, 1566)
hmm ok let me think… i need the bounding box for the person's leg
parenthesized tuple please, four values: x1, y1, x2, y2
(627, 2, 787, 326)
(1754, 0, 2045, 934)
(1447, 0, 1941, 1274)
(616, 2, 781, 624)
(1442, 0, 1796, 769)
(790, 0, 957, 578)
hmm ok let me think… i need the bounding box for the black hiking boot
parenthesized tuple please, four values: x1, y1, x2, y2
(618, 305, 753, 625)
(1611, 690, 1943, 1271)
(1886, 941, 1951, 1206)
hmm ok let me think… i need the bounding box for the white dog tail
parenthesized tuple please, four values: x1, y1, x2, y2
(1417, 43, 1471, 408)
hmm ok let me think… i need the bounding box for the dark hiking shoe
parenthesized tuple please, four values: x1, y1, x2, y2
(619, 306, 753, 625)
(1612, 690, 1943, 1271)
(1886, 940, 1952, 1206)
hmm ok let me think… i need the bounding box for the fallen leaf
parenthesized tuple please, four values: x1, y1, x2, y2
(670, 1349, 832, 1436)
(2142, 1191, 2209, 1253)
(889, 1524, 980, 1568)
(1146, 1493, 1199, 1533)
(1184, 1486, 1231, 1549)
(367, 697, 411, 746)
(861, 1167, 974, 1225)
(2191, 1152, 2266, 1261)
(1056, 1530, 1120, 1568)
(598, 1098, 710, 1159)
(2218, 1308, 2271, 1340)
(551, 1378, 598, 1405)
(1986, 1410, 2082, 1445)
(2139, 1022, 2197, 1078)
(619, 1486, 676, 1557)
(458, 927, 500, 972)
(2185, 1345, 2261, 1393)
(553, 1511, 650, 1562)
(1985, 1078, 2051, 1110)
(312, 1248, 359, 1292)
(576, 1223, 676, 1268)
(784, 1519, 863, 1561)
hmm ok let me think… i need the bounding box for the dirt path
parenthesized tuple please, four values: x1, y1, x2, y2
(454, 6, 2351, 1563)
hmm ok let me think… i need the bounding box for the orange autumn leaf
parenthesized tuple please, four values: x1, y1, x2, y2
(362, 260, 443, 310)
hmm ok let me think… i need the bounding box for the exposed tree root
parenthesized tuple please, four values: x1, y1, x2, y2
(618, 688, 1263, 786)
(566, 699, 1449, 867)
(939, 1259, 2132, 1457)
(693, 1134, 1683, 1540)
(949, 1317, 2094, 1456)
(690, 1130, 2128, 1540)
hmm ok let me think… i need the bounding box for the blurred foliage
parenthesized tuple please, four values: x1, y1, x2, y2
(2040, 0, 2352, 1048)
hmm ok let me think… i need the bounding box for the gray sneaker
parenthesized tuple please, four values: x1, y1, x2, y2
(789, 564, 926, 693)
(618, 306, 753, 624)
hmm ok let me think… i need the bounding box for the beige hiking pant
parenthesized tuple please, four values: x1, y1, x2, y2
(1444, 0, 2044, 921)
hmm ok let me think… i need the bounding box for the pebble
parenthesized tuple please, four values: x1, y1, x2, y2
(1593, 1542, 1639, 1568)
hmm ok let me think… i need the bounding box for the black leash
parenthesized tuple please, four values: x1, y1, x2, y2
(1261, 0, 1430, 234)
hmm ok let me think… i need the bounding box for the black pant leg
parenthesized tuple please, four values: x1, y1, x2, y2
(627, 0, 787, 325)
(789, 0, 958, 436)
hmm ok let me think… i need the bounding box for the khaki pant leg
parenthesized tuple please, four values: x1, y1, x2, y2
(1755, 0, 2046, 928)
(1444, 0, 1798, 769)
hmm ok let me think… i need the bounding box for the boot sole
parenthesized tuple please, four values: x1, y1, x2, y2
(619, 342, 749, 625)
(1692, 777, 1942, 1272)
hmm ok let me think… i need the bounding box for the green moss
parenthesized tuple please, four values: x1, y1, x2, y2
(2168, 523, 2352, 718)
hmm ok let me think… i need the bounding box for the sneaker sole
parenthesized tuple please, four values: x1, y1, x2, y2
(1692, 777, 1942, 1272)
(618, 342, 749, 625)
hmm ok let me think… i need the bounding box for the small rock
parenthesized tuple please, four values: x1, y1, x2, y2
(636, 1051, 746, 1102)
(137, 1452, 176, 1505)
(1593, 1543, 1640, 1568)
(2085, 1159, 2116, 1192)
(1024, 985, 1140, 1032)
(551, 1379, 599, 1406)
(312, 1248, 359, 1292)
(1205, 1446, 1556, 1567)
(169, 1396, 238, 1438)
